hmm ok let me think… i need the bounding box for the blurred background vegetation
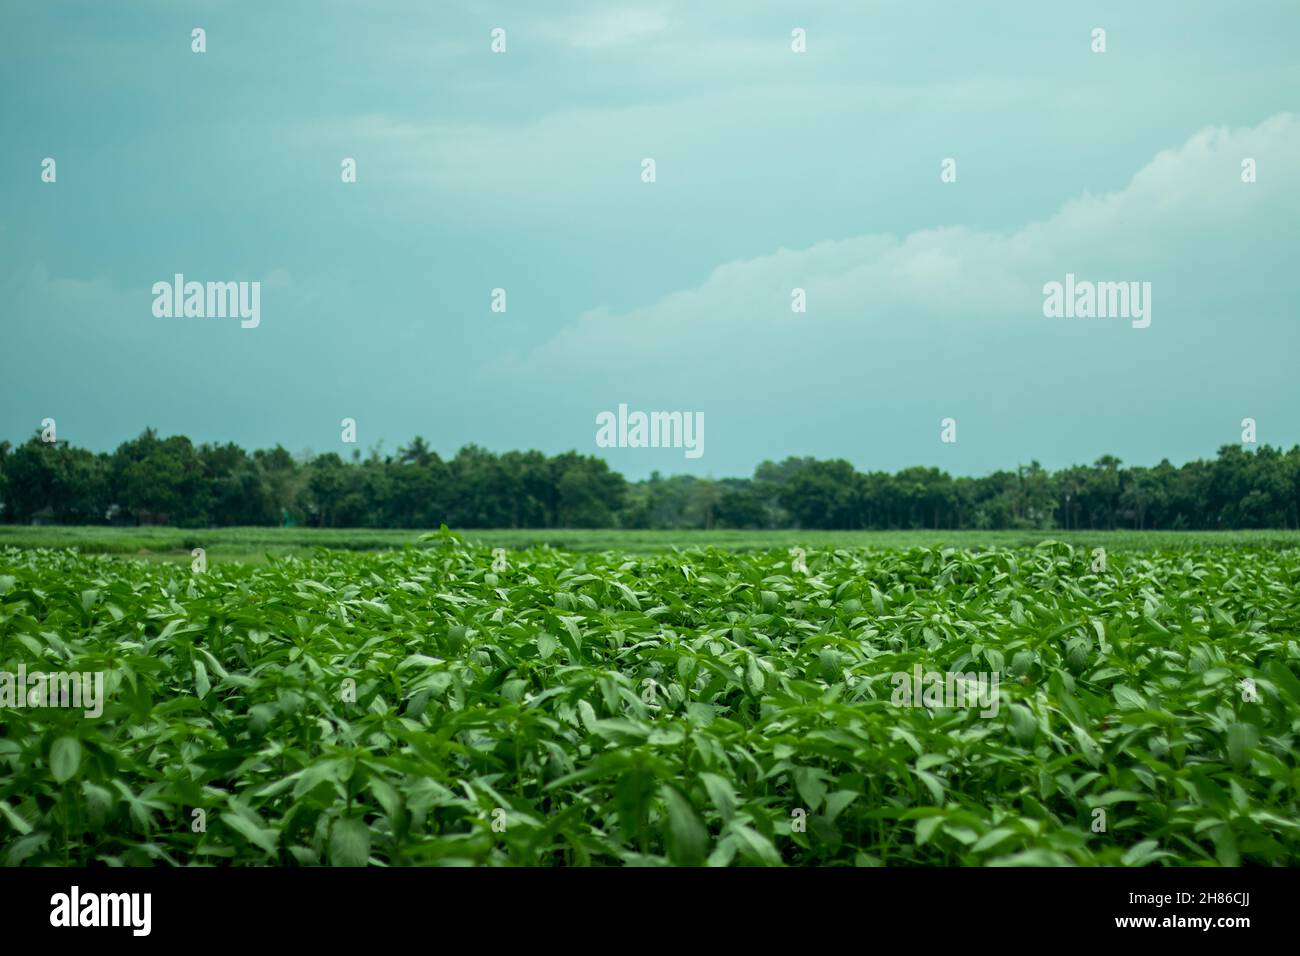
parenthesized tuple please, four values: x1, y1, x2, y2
(3, 428, 1300, 533)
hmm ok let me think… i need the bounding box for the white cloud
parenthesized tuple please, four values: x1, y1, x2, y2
(561, 7, 672, 49)
(487, 113, 1298, 385)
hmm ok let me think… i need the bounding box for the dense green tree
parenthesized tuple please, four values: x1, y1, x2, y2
(3, 434, 111, 523)
(716, 485, 769, 529)
(4, 429, 1299, 532)
(551, 452, 626, 528)
(779, 460, 862, 529)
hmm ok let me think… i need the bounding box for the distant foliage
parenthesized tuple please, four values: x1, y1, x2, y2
(2, 430, 1299, 530)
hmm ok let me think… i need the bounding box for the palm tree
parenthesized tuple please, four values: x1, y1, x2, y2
(398, 436, 433, 466)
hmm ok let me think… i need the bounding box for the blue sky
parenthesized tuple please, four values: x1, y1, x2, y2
(2, 0, 1298, 479)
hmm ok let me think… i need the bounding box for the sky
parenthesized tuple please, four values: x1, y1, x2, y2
(2, 0, 1298, 480)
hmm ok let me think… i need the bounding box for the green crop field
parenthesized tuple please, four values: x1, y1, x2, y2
(1, 532, 1298, 866)
(3, 524, 1300, 564)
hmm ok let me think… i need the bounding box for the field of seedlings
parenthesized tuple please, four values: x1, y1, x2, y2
(1, 533, 1298, 866)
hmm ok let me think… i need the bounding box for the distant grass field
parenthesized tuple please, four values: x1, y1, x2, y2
(1, 524, 1298, 564)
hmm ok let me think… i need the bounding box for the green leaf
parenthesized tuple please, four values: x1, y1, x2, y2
(1112, 685, 1146, 711)
(5, 833, 50, 866)
(1226, 723, 1257, 770)
(730, 823, 782, 866)
(562, 616, 583, 652)
(824, 790, 859, 822)
(699, 773, 736, 823)
(220, 812, 279, 855)
(792, 767, 827, 811)
(368, 778, 403, 821)
(661, 786, 708, 866)
(50, 737, 82, 783)
(1088, 790, 1148, 807)
(1121, 840, 1162, 866)
(1070, 723, 1102, 768)
(972, 828, 1016, 853)
(914, 769, 945, 804)
(1264, 661, 1300, 702)
(0, 801, 33, 835)
(1009, 704, 1037, 744)
(915, 815, 943, 847)
(329, 817, 371, 867)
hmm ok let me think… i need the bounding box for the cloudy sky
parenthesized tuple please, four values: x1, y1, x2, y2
(2, 1, 1297, 479)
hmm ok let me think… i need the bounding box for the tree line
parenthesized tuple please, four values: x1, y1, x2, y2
(2, 429, 1299, 531)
